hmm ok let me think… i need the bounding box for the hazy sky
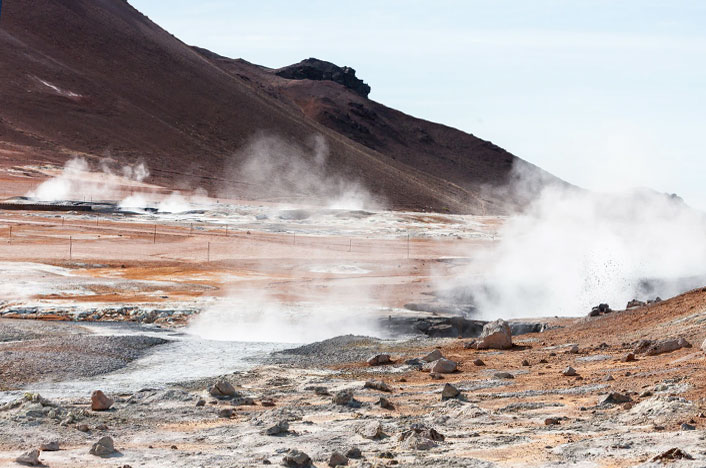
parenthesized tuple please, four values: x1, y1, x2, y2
(131, 0, 706, 208)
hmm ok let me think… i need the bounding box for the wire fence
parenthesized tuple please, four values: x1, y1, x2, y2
(0, 215, 426, 262)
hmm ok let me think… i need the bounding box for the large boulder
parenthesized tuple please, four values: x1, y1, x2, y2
(91, 390, 114, 411)
(282, 449, 313, 467)
(366, 354, 391, 366)
(15, 450, 41, 466)
(424, 358, 457, 374)
(89, 436, 117, 457)
(636, 337, 691, 356)
(476, 319, 513, 350)
(209, 379, 237, 398)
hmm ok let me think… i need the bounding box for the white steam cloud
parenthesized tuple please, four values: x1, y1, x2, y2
(461, 173, 706, 319)
(226, 134, 380, 210)
(188, 288, 382, 343)
(28, 157, 150, 202)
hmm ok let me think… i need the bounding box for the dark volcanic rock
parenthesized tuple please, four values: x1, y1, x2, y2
(276, 58, 371, 98)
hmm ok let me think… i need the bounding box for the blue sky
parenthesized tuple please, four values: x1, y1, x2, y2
(131, 0, 706, 208)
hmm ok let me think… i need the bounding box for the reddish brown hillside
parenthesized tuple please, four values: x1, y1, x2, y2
(0, 0, 563, 213)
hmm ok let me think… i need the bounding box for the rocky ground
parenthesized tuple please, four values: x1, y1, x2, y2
(1, 287, 706, 467)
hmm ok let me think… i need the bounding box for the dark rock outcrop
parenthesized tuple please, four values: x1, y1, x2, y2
(276, 58, 371, 98)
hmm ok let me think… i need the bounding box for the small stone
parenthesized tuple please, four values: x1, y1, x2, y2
(328, 451, 348, 467)
(15, 449, 41, 466)
(91, 390, 114, 411)
(623, 353, 636, 362)
(364, 380, 392, 392)
(265, 420, 289, 436)
(313, 386, 330, 396)
(463, 340, 476, 349)
(218, 408, 234, 418)
(377, 397, 395, 410)
(521, 359, 530, 366)
(345, 447, 362, 459)
(539, 359, 548, 364)
(598, 392, 632, 406)
(473, 359, 485, 366)
(566, 345, 579, 354)
(640, 391, 653, 398)
(195, 398, 206, 407)
(429, 372, 443, 380)
(681, 422, 696, 431)
(261, 399, 276, 407)
(332, 390, 354, 406)
(494, 372, 514, 379)
(367, 354, 391, 366)
(441, 383, 460, 400)
(422, 349, 443, 362)
(95, 424, 109, 431)
(40, 441, 59, 451)
(603, 374, 615, 382)
(425, 358, 457, 374)
(89, 436, 117, 457)
(357, 421, 384, 440)
(209, 379, 237, 398)
(652, 448, 694, 462)
(282, 449, 312, 467)
(77, 423, 90, 432)
(562, 366, 577, 376)
(544, 418, 560, 425)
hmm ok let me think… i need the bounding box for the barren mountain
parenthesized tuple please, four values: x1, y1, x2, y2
(0, 0, 562, 213)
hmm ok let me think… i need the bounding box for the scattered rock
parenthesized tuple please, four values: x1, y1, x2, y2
(209, 379, 237, 398)
(345, 447, 362, 459)
(89, 436, 117, 457)
(441, 383, 460, 400)
(598, 392, 632, 406)
(357, 421, 384, 440)
(367, 354, 391, 366)
(377, 397, 395, 410)
(15, 450, 41, 466)
(494, 372, 514, 379)
(603, 374, 615, 382)
(652, 448, 693, 462)
(77, 423, 90, 432)
(328, 451, 348, 467)
(282, 449, 313, 467)
(265, 420, 289, 436)
(261, 399, 276, 407)
(589, 303, 612, 317)
(562, 366, 577, 376)
(40, 441, 59, 451)
(626, 299, 646, 309)
(364, 380, 392, 392)
(475, 319, 513, 350)
(623, 353, 636, 362)
(424, 358, 457, 374)
(636, 337, 691, 356)
(473, 359, 485, 366)
(422, 349, 443, 362)
(544, 417, 560, 425)
(429, 372, 443, 380)
(463, 340, 476, 349)
(521, 359, 530, 366)
(398, 423, 445, 450)
(195, 398, 206, 407)
(91, 390, 114, 411)
(680, 422, 696, 431)
(218, 408, 234, 418)
(332, 390, 359, 407)
(312, 387, 330, 396)
(566, 344, 579, 354)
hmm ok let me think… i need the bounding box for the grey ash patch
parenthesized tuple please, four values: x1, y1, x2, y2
(0, 334, 168, 389)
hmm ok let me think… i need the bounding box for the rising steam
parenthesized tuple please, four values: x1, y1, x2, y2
(461, 168, 706, 319)
(29, 157, 149, 202)
(224, 134, 380, 210)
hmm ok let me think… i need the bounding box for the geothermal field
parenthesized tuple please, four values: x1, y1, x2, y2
(1, 162, 706, 468)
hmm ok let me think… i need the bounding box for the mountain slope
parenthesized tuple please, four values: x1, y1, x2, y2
(0, 0, 563, 213)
